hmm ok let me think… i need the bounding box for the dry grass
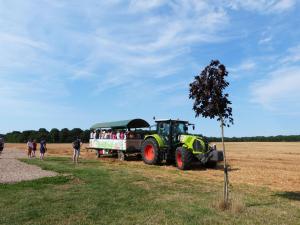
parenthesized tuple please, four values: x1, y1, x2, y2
(213, 193, 245, 213)
(5, 142, 300, 192)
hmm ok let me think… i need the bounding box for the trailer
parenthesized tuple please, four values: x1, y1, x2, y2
(89, 118, 150, 160)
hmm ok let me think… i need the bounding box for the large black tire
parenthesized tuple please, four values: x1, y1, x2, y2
(141, 138, 162, 165)
(175, 147, 193, 170)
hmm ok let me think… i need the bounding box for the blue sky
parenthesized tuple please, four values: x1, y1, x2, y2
(1, 0, 300, 137)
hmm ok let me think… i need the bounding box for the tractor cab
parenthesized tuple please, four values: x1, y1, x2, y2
(155, 119, 191, 148)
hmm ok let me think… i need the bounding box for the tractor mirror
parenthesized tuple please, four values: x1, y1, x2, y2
(192, 125, 195, 130)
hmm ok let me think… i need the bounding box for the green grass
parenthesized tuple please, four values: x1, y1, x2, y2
(0, 157, 299, 225)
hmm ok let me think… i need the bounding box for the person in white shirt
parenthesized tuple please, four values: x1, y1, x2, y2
(26, 139, 33, 159)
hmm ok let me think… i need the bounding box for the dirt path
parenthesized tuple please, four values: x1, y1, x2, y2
(0, 148, 57, 183)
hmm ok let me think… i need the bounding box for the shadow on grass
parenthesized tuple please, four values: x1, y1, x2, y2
(274, 192, 300, 201)
(246, 201, 276, 207)
(190, 163, 240, 172)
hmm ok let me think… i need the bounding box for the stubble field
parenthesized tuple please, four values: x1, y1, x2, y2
(6, 142, 300, 192)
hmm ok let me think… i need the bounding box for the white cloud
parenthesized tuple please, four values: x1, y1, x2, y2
(226, 0, 296, 13)
(235, 61, 256, 71)
(271, 0, 296, 11)
(281, 44, 300, 64)
(0, 33, 49, 51)
(251, 66, 300, 113)
(229, 60, 256, 78)
(259, 36, 273, 45)
(72, 0, 230, 92)
(129, 0, 166, 12)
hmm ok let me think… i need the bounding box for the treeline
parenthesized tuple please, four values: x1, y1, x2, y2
(206, 135, 300, 142)
(1, 129, 300, 143)
(1, 128, 90, 143)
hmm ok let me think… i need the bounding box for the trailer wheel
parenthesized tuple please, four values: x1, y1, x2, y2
(96, 150, 101, 158)
(141, 138, 161, 165)
(176, 147, 193, 170)
(118, 151, 126, 161)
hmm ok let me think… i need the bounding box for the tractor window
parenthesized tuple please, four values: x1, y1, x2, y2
(173, 123, 188, 135)
(158, 122, 170, 137)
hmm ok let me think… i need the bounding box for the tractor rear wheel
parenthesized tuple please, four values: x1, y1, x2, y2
(175, 147, 193, 170)
(141, 138, 161, 165)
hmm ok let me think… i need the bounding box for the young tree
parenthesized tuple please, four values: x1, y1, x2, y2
(189, 60, 233, 207)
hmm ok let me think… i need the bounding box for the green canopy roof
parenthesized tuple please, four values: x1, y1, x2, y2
(90, 118, 150, 130)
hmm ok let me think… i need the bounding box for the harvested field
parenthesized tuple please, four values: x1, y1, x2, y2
(5, 142, 300, 191)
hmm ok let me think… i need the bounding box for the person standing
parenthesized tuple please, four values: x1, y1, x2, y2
(72, 137, 82, 164)
(40, 139, 47, 160)
(0, 138, 4, 155)
(26, 139, 33, 158)
(32, 140, 37, 158)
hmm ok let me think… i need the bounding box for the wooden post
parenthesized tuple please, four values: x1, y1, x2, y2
(221, 117, 229, 205)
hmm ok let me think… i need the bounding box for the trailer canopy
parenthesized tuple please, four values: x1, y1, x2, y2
(90, 118, 150, 130)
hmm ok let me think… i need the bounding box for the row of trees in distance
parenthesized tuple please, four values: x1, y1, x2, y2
(1, 128, 300, 143)
(1, 128, 90, 143)
(206, 135, 300, 142)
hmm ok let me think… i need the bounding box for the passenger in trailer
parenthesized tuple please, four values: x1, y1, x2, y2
(96, 130, 100, 139)
(92, 129, 131, 140)
(90, 130, 96, 139)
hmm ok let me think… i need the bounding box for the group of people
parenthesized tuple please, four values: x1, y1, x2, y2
(90, 130, 141, 140)
(26, 139, 47, 160)
(26, 137, 82, 163)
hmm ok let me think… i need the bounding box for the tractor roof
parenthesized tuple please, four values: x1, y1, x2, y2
(155, 119, 189, 123)
(90, 118, 150, 130)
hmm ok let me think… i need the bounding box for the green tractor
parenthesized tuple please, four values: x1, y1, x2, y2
(141, 119, 223, 170)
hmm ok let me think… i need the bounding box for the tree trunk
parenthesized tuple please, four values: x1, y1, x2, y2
(220, 117, 229, 206)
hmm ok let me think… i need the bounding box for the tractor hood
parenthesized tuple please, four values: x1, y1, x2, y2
(179, 134, 208, 154)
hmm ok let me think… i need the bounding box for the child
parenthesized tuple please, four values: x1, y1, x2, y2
(26, 139, 33, 158)
(32, 140, 37, 157)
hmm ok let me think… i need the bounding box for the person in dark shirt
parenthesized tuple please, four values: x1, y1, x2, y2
(72, 137, 82, 164)
(32, 140, 37, 158)
(40, 139, 47, 160)
(0, 138, 4, 155)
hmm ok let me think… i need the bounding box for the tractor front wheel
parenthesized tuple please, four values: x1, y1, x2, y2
(141, 138, 161, 165)
(175, 147, 193, 170)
